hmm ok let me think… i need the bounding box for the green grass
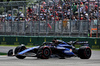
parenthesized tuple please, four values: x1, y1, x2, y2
(0, 45, 34, 47)
(0, 45, 19, 47)
(92, 49, 100, 51)
(0, 52, 7, 55)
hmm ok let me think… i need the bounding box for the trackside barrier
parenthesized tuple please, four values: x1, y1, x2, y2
(0, 36, 100, 49)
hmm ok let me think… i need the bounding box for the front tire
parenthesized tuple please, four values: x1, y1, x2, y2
(15, 46, 26, 59)
(37, 47, 52, 59)
(78, 46, 91, 59)
(8, 49, 13, 56)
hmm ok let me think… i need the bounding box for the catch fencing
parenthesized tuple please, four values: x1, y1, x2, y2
(0, 20, 90, 37)
(0, 1, 100, 37)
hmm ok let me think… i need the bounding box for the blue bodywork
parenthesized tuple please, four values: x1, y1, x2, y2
(18, 46, 39, 55)
(18, 41, 75, 56)
(56, 42, 75, 56)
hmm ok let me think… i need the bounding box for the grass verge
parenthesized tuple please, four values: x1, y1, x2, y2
(0, 45, 34, 47)
(0, 52, 7, 55)
(92, 49, 100, 51)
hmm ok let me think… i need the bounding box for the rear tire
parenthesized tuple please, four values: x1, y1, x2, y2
(78, 46, 91, 59)
(15, 46, 26, 59)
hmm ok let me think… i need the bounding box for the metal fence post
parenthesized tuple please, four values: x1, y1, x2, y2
(61, 1, 64, 36)
(24, 5, 27, 36)
(70, 0, 72, 37)
(78, 0, 80, 37)
(87, 0, 90, 37)
(53, 1, 56, 36)
(11, 3, 13, 35)
(17, 5, 20, 34)
(31, 3, 34, 36)
(45, 1, 48, 36)
(4, 6, 6, 35)
(97, 0, 99, 37)
(38, 2, 40, 36)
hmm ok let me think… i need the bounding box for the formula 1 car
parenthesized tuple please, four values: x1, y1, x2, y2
(8, 40, 92, 59)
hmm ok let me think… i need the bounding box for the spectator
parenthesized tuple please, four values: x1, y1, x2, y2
(94, 17, 97, 25)
(72, 3, 77, 15)
(77, 2, 86, 15)
(98, 10, 100, 19)
(27, 7, 32, 17)
(0, 18, 1, 22)
(7, 14, 12, 21)
(63, 16, 69, 30)
(1, 16, 5, 22)
(2, 0, 100, 23)
(19, 12, 24, 18)
(85, 2, 88, 13)
(25, 16, 31, 22)
(5, 14, 14, 21)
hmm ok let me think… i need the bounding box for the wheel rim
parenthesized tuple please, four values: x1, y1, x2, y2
(43, 49, 50, 56)
(85, 48, 91, 58)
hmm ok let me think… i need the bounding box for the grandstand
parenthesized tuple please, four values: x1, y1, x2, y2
(0, 0, 100, 37)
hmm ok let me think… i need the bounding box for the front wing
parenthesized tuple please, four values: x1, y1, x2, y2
(17, 46, 39, 56)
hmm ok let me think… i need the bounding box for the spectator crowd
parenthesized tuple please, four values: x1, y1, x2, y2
(0, 0, 100, 23)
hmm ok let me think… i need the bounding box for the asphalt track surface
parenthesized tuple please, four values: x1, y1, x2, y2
(0, 46, 100, 66)
(0, 46, 15, 53)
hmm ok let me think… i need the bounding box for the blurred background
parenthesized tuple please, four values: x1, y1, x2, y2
(0, 0, 100, 37)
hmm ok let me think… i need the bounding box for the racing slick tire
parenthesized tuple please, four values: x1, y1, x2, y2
(15, 45, 26, 59)
(8, 49, 13, 56)
(78, 46, 91, 59)
(37, 47, 52, 59)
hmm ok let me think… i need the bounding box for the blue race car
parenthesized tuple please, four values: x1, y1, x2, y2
(8, 39, 92, 59)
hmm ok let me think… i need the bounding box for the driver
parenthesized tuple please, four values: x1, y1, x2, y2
(52, 39, 59, 46)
